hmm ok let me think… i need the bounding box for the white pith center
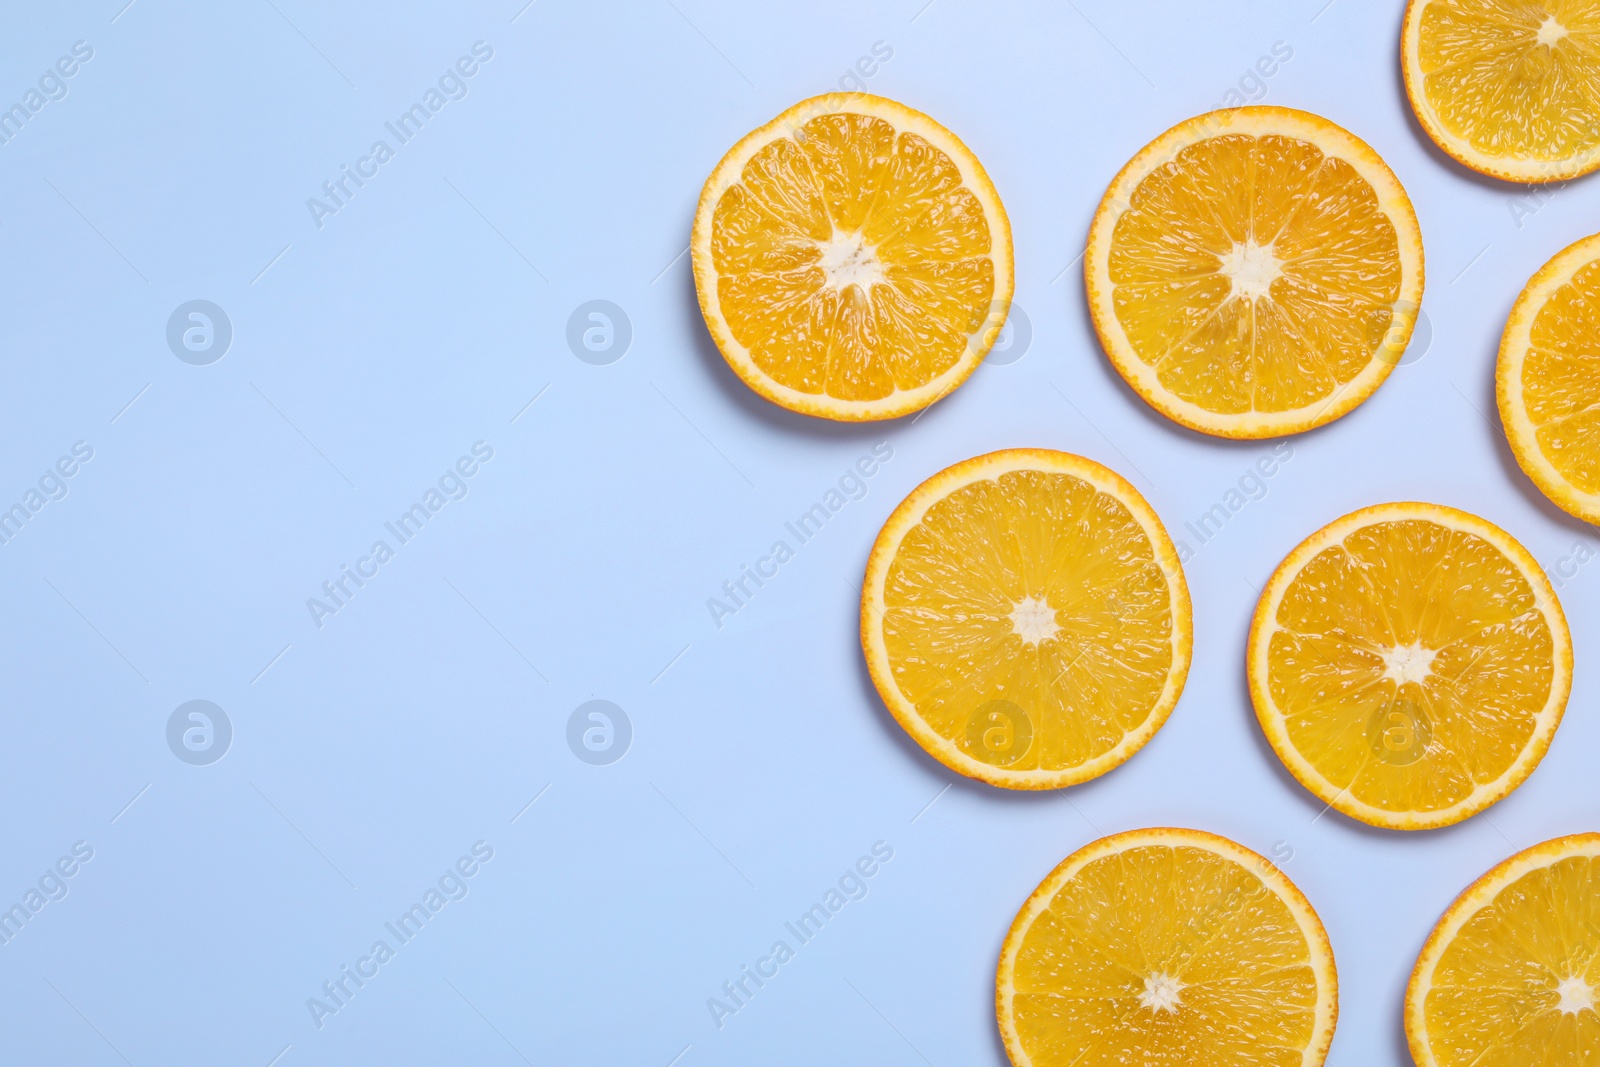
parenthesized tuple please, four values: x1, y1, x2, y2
(1557, 975, 1595, 1014)
(1139, 973, 1184, 1014)
(817, 230, 884, 293)
(1381, 643, 1437, 685)
(1218, 239, 1284, 302)
(1009, 596, 1060, 645)
(1538, 16, 1568, 47)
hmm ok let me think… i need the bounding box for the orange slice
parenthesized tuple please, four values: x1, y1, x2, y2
(860, 450, 1190, 789)
(997, 827, 1338, 1067)
(1498, 230, 1600, 525)
(1404, 0, 1600, 182)
(1407, 832, 1600, 1066)
(691, 93, 1013, 421)
(1086, 106, 1425, 439)
(1249, 502, 1572, 830)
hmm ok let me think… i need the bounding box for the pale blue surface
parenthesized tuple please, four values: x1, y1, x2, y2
(1, 2, 1597, 1064)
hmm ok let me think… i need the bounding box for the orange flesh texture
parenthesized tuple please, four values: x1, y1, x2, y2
(710, 112, 995, 402)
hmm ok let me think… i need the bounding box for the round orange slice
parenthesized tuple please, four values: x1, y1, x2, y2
(1498, 231, 1600, 525)
(997, 827, 1338, 1067)
(691, 93, 1013, 421)
(1407, 832, 1600, 1066)
(860, 449, 1190, 789)
(1249, 502, 1572, 830)
(1086, 106, 1424, 439)
(1404, 0, 1600, 183)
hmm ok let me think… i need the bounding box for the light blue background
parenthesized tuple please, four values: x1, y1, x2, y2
(1, 1, 1596, 1063)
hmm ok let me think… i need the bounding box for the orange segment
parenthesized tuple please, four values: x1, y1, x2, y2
(1248, 502, 1572, 830)
(1408, 833, 1600, 1067)
(1086, 107, 1424, 439)
(1404, 0, 1600, 182)
(860, 450, 1190, 790)
(1498, 230, 1600, 524)
(997, 828, 1338, 1067)
(692, 94, 1013, 421)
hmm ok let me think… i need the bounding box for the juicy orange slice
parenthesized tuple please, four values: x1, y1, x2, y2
(1498, 231, 1600, 525)
(1248, 502, 1571, 830)
(997, 827, 1338, 1067)
(1404, 0, 1600, 182)
(860, 450, 1190, 789)
(691, 93, 1013, 421)
(1086, 106, 1425, 439)
(1407, 833, 1600, 1066)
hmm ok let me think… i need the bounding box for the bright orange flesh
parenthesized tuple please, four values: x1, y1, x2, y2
(1087, 108, 1423, 439)
(1499, 232, 1600, 523)
(998, 828, 1337, 1067)
(862, 451, 1190, 789)
(1409, 834, 1600, 1067)
(1110, 135, 1400, 414)
(694, 95, 1011, 419)
(1406, 0, 1600, 180)
(1250, 503, 1570, 830)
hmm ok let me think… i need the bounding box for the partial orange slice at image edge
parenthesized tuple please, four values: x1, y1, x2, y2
(1407, 832, 1600, 1067)
(1498, 230, 1600, 526)
(997, 827, 1338, 1067)
(1404, 0, 1600, 183)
